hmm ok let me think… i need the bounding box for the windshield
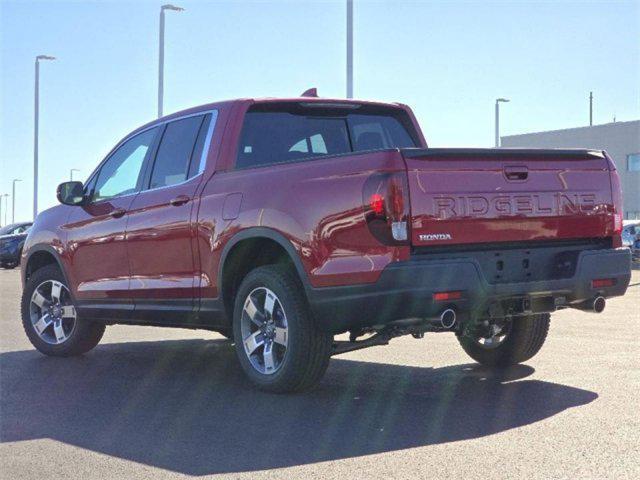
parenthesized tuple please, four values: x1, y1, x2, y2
(0, 224, 31, 235)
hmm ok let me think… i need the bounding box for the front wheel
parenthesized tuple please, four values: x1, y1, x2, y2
(21, 264, 105, 356)
(458, 313, 550, 367)
(232, 265, 332, 393)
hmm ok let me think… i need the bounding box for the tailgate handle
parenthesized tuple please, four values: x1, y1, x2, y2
(504, 166, 528, 181)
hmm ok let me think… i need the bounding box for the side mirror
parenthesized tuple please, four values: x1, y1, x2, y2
(56, 181, 85, 206)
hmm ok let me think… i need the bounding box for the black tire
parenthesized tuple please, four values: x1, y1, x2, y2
(232, 265, 332, 393)
(458, 313, 550, 367)
(21, 264, 105, 356)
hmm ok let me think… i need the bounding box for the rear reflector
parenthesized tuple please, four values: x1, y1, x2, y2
(433, 291, 463, 301)
(591, 278, 615, 288)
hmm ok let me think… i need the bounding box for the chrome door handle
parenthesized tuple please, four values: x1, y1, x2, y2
(170, 195, 190, 206)
(110, 208, 126, 218)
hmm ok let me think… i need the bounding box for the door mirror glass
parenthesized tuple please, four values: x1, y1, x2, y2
(57, 181, 85, 206)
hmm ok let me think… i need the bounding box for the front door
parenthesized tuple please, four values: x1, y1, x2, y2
(65, 127, 159, 316)
(126, 113, 215, 320)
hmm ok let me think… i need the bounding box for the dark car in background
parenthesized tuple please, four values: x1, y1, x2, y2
(0, 222, 32, 269)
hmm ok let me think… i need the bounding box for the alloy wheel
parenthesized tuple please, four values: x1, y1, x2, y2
(474, 321, 511, 349)
(29, 280, 76, 345)
(240, 287, 288, 375)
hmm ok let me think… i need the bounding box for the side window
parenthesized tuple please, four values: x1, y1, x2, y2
(92, 128, 158, 202)
(187, 111, 218, 178)
(149, 115, 204, 189)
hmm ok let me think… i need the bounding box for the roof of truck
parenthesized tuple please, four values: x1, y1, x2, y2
(138, 96, 407, 131)
(122, 96, 421, 152)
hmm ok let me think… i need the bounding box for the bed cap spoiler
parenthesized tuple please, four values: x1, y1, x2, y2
(402, 147, 605, 159)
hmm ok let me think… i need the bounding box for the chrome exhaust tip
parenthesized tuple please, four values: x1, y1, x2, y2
(593, 296, 606, 314)
(440, 309, 457, 329)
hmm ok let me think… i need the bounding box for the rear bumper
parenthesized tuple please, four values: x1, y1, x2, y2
(307, 248, 631, 333)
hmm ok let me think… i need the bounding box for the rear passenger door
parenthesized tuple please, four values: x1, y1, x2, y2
(125, 112, 217, 319)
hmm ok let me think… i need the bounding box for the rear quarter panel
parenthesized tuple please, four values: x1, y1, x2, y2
(196, 150, 410, 298)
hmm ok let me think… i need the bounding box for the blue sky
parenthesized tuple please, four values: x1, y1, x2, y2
(1, 0, 639, 223)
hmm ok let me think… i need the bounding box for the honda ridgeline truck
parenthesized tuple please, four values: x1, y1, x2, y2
(21, 93, 631, 392)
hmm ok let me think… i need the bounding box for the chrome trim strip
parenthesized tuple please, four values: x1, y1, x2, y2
(198, 110, 219, 174)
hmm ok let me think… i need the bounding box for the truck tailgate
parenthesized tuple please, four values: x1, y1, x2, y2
(402, 148, 615, 247)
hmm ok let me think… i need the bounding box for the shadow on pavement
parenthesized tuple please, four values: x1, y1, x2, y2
(0, 339, 597, 475)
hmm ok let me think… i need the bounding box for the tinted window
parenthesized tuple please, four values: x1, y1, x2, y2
(149, 115, 204, 189)
(348, 114, 415, 151)
(236, 109, 416, 169)
(237, 113, 350, 169)
(187, 113, 216, 178)
(93, 128, 158, 202)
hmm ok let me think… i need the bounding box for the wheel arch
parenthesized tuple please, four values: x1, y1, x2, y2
(218, 228, 310, 322)
(23, 245, 71, 294)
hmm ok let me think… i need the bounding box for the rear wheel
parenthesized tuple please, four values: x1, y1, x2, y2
(458, 313, 550, 366)
(21, 264, 105, 356)
(232, 265, 332, 393)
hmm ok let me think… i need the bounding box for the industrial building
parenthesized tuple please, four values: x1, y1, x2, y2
(502, 120, 640, 219)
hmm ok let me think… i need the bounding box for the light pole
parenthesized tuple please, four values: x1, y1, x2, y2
(346, 0, 353, 98)
(495, 98, 509, 147)
(12, 179, 22, 223)
(34, 54, 56, 221)
(2, 194, 8, 226)
(158, 4, 184, 118)
(70, 168, 80, 181)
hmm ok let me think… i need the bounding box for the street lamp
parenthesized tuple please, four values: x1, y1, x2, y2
(12, 179, 22, 223)
(495, 98, 510, 147)
(34, 54, 56, 221)
(2, 194, 8, 226)
(158, 4, 184, 118)
(70, 168, 80, 181)
(346, 0, 353, 99)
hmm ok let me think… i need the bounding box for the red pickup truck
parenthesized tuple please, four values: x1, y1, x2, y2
(21, 94, 631, 392)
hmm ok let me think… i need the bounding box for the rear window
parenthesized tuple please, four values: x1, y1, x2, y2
(236, 106, 417, 169)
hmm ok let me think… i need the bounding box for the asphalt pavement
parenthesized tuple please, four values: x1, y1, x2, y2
(1, 267, 639, 479)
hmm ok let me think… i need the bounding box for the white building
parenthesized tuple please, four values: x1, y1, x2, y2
(502, 120, 640, 219)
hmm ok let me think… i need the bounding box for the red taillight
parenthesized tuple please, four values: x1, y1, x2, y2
(363, 172, 410, 245)
(369, 193, 385, 215)
(591, 278, 615, 288)
(433, 291, 463, 301)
